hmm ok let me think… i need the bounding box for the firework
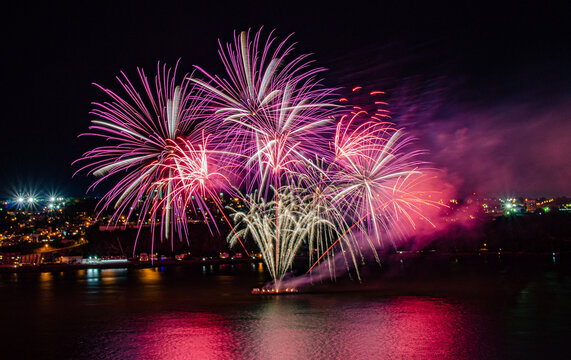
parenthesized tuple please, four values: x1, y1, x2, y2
(228, 185, 336, 286)
(304, 103, 443, 275)
(189, 29, 338, 194)
(154, 133, 233, 225)
(76, 29, 446, 287)
(331, 111, 432, 241)
(75, 61, 214, 251)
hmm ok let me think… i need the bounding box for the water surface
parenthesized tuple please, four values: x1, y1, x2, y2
(1, 258, 569, 359)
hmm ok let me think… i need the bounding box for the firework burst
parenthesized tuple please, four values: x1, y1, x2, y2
(189, 29, 338, 193)
(75, 61, 214, 251)
(304, 101, 444, 275)
(228, 186, 336, 286)
(154, 133, 235, 228)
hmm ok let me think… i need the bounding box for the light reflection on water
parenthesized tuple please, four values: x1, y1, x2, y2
(139, 267, 162, 283)
(0, 261, 569, 359)
(88, 297, 479, 360)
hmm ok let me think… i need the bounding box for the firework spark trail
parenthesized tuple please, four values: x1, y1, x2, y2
(157, 135, 251, 255)
(188, 28, 339, 194)
(156, 134, 230, 227)
(75, 61, 216, 253)
(295, 93, 446, 281)
(305, 171, 444, 274)
(284, 166, 361, 280)
(228, 186, 336, 286)
(330, 112, 427, 243)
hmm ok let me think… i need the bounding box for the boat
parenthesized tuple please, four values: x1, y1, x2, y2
(251, 287, 300, 295)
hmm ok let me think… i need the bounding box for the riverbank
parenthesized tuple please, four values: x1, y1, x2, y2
(2, 250, 568, 274)
(0, 256, 262, 273)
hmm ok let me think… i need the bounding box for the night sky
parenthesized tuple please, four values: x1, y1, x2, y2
(3, 1, 570, 198)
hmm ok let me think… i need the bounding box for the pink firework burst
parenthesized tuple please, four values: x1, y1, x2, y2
(326, 102, 444, 260)
(75, 61, 213, 251)
(189, 28, 339, 194)
(157, 133, 234, 225)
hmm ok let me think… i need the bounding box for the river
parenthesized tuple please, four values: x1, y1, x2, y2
(1, 255, 569, 359)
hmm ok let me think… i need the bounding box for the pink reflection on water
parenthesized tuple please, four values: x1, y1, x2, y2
(124, 296, 484, 359)
(133, 313, 235, 360)
(341, 297, 478, 358)
(247, 296, 481, 359)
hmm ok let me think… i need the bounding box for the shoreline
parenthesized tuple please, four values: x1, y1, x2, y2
(0, 251, 566, 274)
(0, 257, 262, 273)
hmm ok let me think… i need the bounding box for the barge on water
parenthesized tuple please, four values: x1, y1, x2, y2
(251, 287, 300, 295)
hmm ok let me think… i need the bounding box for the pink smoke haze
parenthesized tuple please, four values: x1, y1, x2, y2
(424, 98, 571, 198)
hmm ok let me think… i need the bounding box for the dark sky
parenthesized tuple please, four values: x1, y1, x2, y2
(2, 1, 570, 198)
